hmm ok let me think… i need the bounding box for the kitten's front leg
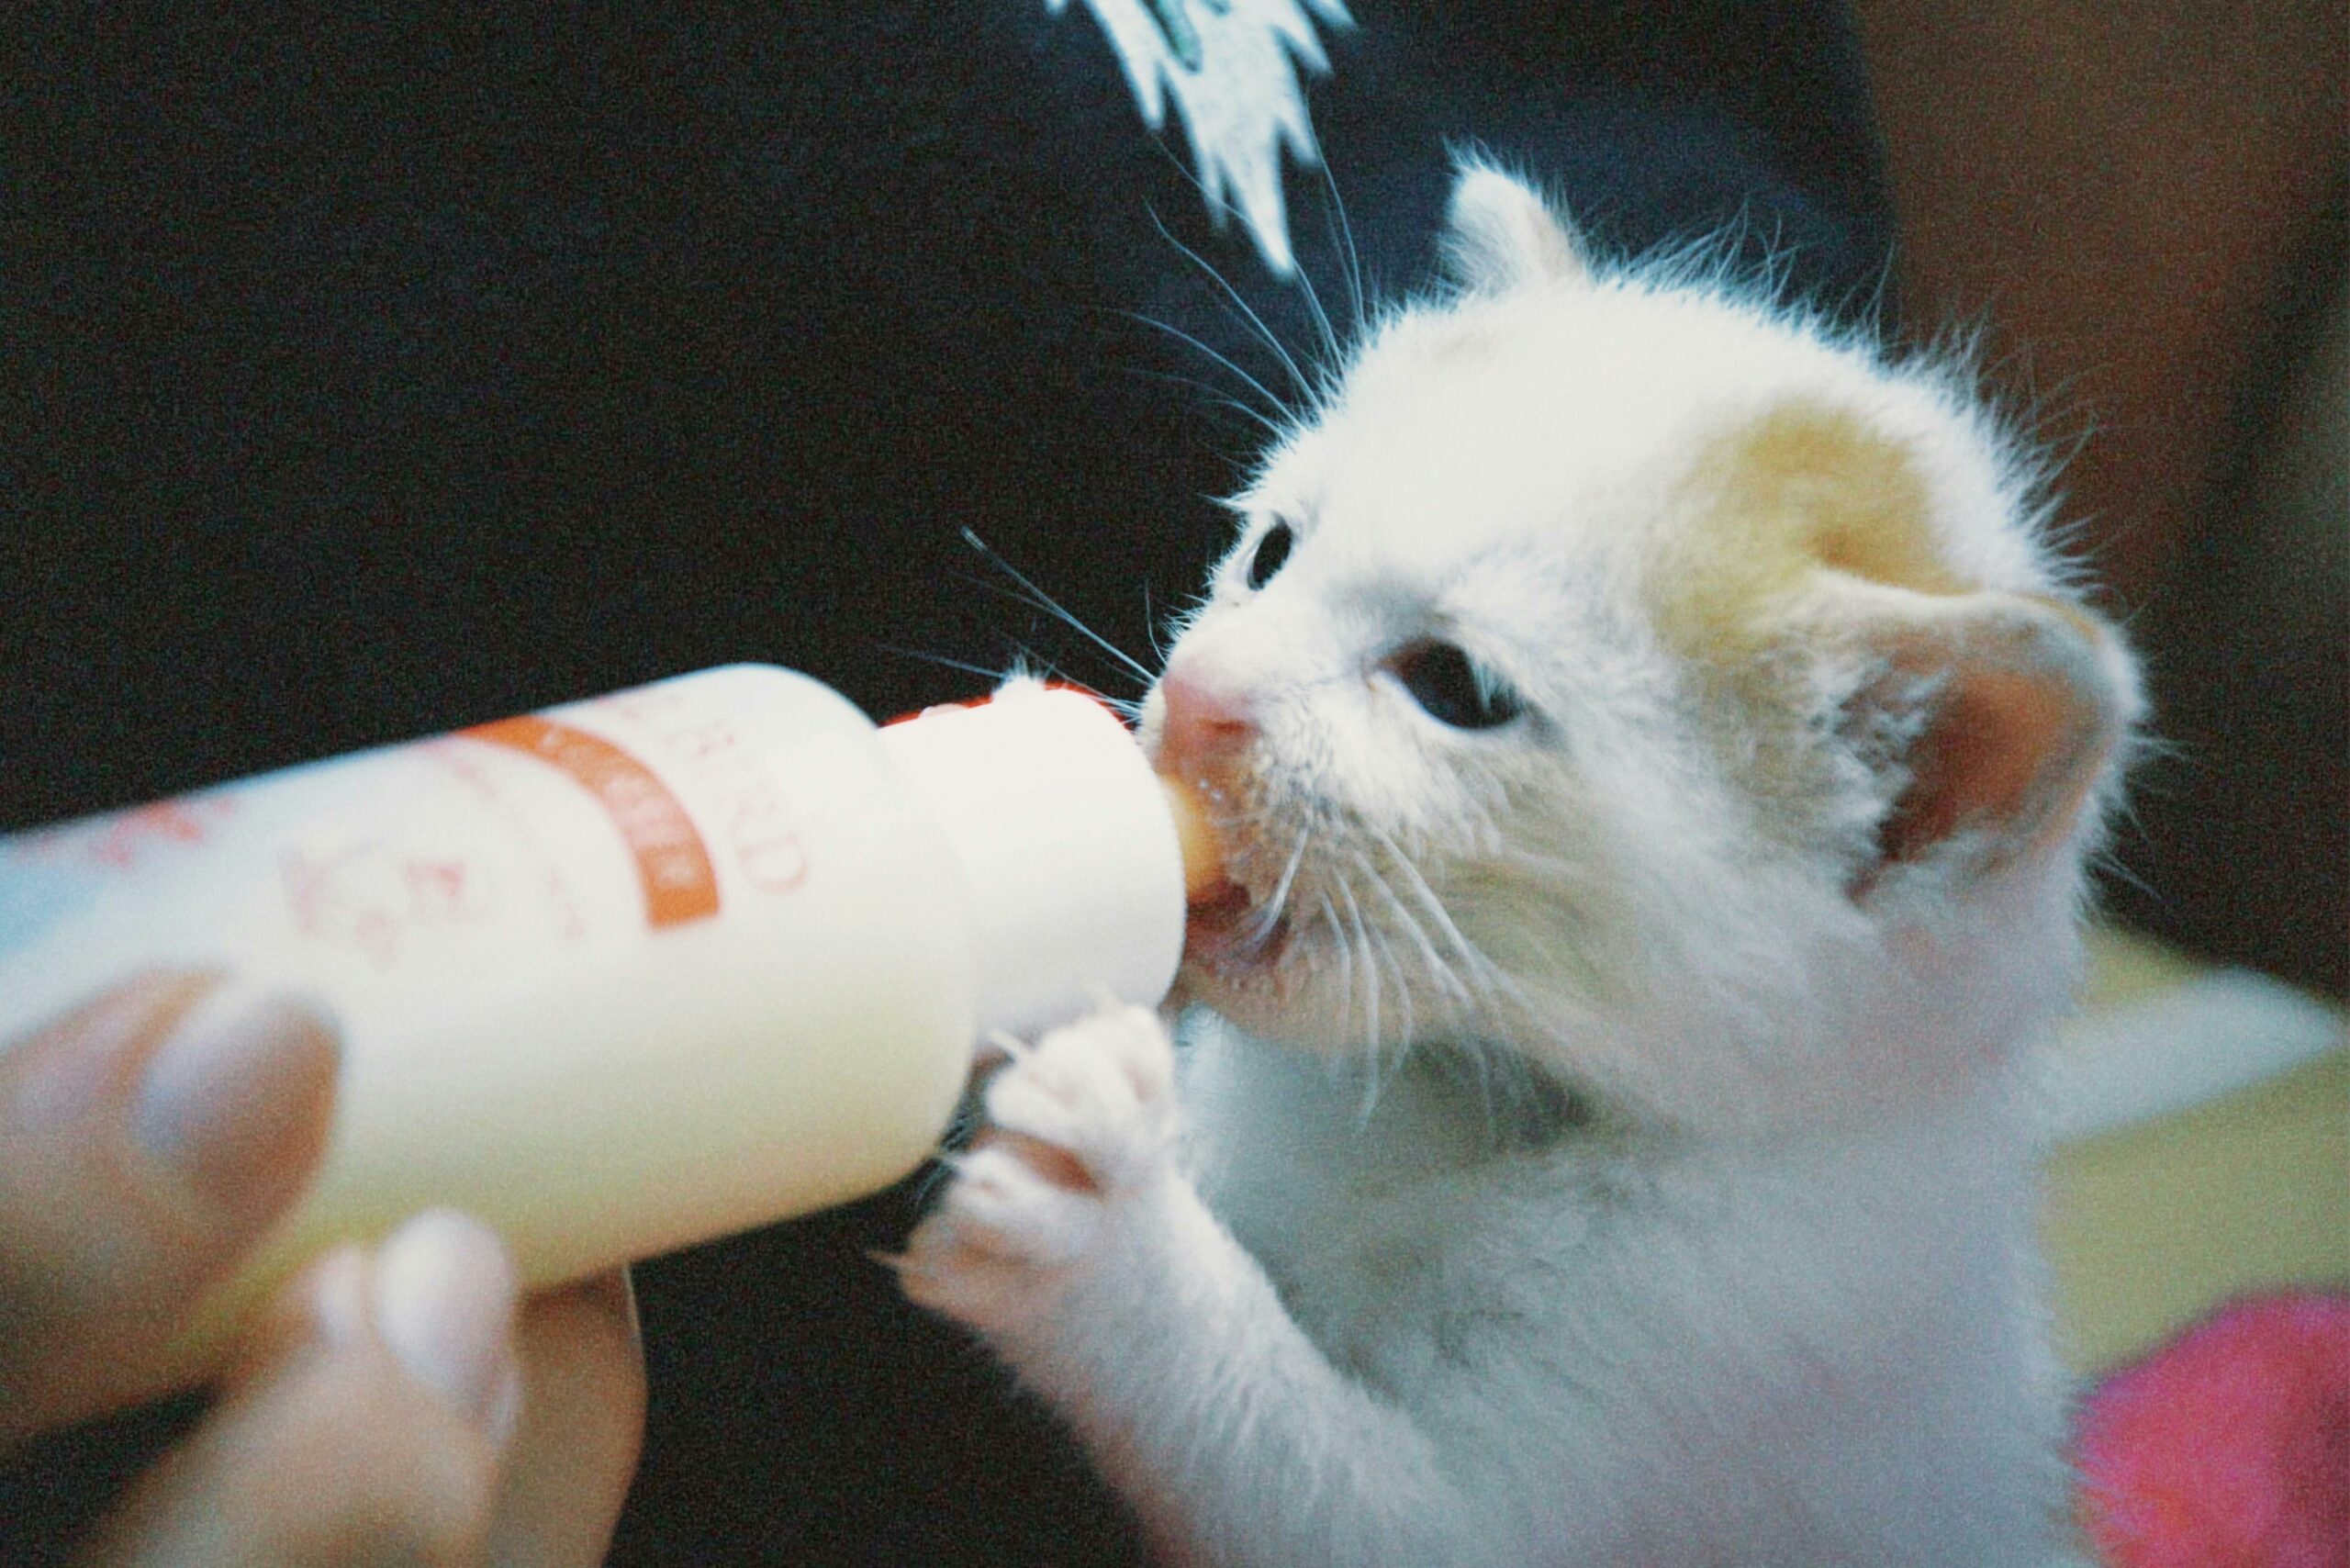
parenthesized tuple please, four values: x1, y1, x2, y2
(896, 1003, 1502, 1568)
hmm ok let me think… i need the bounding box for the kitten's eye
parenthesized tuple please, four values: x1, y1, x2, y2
(1245, 521, 1294, 589)
(1393, 641, 1524, 731)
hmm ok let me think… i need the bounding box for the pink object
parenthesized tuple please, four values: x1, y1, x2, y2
(2076, 1292, 2350, 1568)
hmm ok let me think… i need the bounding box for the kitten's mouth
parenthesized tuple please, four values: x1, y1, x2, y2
(1183, 868, 1292, 973)
(1155, 766, 1295, 978)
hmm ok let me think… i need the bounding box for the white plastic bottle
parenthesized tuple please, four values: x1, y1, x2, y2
(0, 666, 1217, 1358)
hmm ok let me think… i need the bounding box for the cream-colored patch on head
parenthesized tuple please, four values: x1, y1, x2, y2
(1639, 394, 2135, 880)
(1657, 399, 1975, 670)
(1639, 398, 2006, 852)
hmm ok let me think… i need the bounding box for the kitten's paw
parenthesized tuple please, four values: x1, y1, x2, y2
(979, 1000, 1178, 1195)
(894, 1002, 1180, 1329)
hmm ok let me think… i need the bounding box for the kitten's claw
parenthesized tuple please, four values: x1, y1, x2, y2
(899, 1001, 1180, 1331)
(982, 1002, 1176, 1192)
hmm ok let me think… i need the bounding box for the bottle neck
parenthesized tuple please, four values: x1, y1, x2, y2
(875, 683, 1187, 1040)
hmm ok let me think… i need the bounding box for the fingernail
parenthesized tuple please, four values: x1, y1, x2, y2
(373, 1210, 522, 1447)
(131, 980, 340, 1219)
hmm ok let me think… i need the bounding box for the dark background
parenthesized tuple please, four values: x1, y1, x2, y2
(3, 2, 2334, 1563)
(0, 0, 1891, 834)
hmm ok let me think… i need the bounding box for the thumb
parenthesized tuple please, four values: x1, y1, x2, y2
(0, 972, 340, 1445)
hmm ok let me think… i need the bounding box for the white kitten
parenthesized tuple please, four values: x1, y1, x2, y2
(898, 162, 2139, 1567)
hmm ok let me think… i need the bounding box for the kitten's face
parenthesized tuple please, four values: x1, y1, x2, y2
(1141, 166, 2136, 1122)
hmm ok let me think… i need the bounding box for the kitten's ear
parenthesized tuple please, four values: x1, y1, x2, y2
(1828, 585, 2138, 896)
(1442, 162, 1591, 295)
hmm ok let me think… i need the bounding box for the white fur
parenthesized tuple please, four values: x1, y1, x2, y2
(899, 162, 2134, 1565)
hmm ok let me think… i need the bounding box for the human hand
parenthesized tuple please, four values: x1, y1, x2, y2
(1, 971, 646, 1566)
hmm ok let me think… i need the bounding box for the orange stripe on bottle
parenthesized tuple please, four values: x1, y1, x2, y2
(462, 715, 722, 929)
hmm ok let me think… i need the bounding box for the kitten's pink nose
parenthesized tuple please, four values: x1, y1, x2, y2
(1155, 662, 1257, 773)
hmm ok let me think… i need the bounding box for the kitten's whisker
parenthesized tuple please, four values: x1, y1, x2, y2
(1337, 871, 1381, 1053)
(1240, 829, 1312, 950)
(1331, 870, 1400, 1123)
(1120, 365, 1292, 438)
(1315, 152, 1368, 337)
(1143, 207, 1315, 399)
(1362, 823, 1504, 991)
(1138, 147, 1333, 368)
(1136, 137, 1333, 370)
(1297, 267, 1339, 371)
(1364, 825, 1528, 1012)
(1315, 889, 1356, 1047)
(1371, 918, 1416, 1055)
(1386, 880, 1486, 1011)
(1125, 312, 1295, 424)
(1140, 583, 1171, 666)
(1286, 235, 1342, 369)
(951, 570, 1104, 654)
(873, 644, 1024, 686)
(1347, 847, 1476, 1011)
(957, 530, 1158, 688)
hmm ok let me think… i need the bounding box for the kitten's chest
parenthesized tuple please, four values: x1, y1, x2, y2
(1177, 1024, 1577, 1378)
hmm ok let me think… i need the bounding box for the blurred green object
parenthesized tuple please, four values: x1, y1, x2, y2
(2042, 926, 2348, 1373)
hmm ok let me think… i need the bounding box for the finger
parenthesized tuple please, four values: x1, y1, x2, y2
(482, 1269, 647, 1568)
(72, 1210, 524, 1568)
(0, 972, 340, 1442)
